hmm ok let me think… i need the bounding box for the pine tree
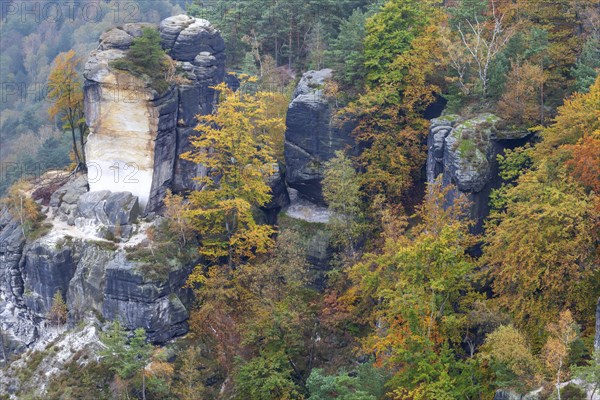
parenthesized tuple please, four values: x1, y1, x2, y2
(48, 291, 68, 326)
(100, 322, 152, 400)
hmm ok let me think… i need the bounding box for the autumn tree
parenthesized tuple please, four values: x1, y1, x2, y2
(497, 61, 546, 125)
(516, 0, 584, 104)
(163, 190, 194, 250)
(173, 347, 206, 400)
(47, 50, 88, 171)
(484, 77, 600, 345)
(48, 291, 68, 326)
(2, 180, 41, 239)
(182, 77, 283, 271)
(342, 179, 479, 396)
(478, 325, 540, 394)
(188, 227, 313, 396)
(347, 19, 444, 208)
(322, 150, 365, 257)
(542, 310, 578, 400)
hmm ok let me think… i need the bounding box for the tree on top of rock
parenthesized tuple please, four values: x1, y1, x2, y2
(111, 27, 171, 93)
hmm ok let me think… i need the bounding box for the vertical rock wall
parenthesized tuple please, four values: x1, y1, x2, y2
(284, 69, 357, 206)
(84, 16, 225, 213)
(426, 114, 531, 232)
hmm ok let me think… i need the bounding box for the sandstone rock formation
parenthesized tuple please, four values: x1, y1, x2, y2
(0, 173, 196, 357)
(84, 16, 225, 213)
(426, 114, 530, 231)
(284, 69, 357, 205)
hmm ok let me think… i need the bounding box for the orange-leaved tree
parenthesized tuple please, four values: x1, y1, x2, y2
(483, 77, 600, 347)
(341, 179, 479, 396)
(47, 50, 88, 171)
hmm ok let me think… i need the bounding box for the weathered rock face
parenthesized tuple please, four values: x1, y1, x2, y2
(84, 16, 225, 213)
(101, 252, 191, 342)
(427, 113, 530, 231)
(0, 174, 198, 360)
(75, 190, 139, 240)
(284, 69, 357, 205)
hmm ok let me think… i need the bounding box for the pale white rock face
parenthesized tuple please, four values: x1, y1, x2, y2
(85, 66, 157, 210)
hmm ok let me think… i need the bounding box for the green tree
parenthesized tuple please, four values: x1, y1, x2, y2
(100, 322, 152, 400)
(363, 0, 433, 86)
(48, 291, 68, 326)
(573, 350, 600, 399)
(111, 27, 170, 92)
(322, 150, 365, 257)
(307, 364, 386, 400)
(325, 9, 368, 90)
(572, 37, 600, 93)
(235, 350, 302, 400)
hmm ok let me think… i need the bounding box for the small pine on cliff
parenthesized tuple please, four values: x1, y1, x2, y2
(111, 27, 173, 93)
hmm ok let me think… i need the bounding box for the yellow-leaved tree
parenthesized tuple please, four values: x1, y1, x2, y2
(182, 76, 283, 272)
(47, 50, 88, 171)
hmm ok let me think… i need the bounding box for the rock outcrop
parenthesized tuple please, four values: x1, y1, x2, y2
(0, 15, 228, 360)
(426, 114, 530, 231)
(0, 173, 196, 358)
(84, 16, 225, 213)
(284, 69, 357, 205)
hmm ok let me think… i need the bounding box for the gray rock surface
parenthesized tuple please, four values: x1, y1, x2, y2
(84, 15, 225, 213)
(75, 191, 139, 240)
(443, 114, 499, 193)
(284, 69, 357, 205)
(159, 15, 225, 61)
(102, 252, 191, 342)
(426, 113, 533, 231)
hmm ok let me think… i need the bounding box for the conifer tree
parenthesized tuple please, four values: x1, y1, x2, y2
(48, 291, 68, 326)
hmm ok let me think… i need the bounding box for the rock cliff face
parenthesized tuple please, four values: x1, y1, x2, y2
(284, 69, 357, 206)
(0, 15, 226, 360)
(426, 114, 530, 231)
(0, 174, 195, 358)
(84, 16, 225, 213)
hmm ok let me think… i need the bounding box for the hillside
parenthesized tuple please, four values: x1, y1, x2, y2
(0, 1, 599, 399)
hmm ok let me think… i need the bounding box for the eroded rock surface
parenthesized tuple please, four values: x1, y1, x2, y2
(284, 69, 357, 205)
(84, 16, 225, 213)
(426, 113, 531, 231)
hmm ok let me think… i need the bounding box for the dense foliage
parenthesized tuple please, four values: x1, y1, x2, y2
(6, 0, 600, 399)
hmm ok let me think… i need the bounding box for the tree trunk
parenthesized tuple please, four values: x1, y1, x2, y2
(142, 370, 146, 400)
